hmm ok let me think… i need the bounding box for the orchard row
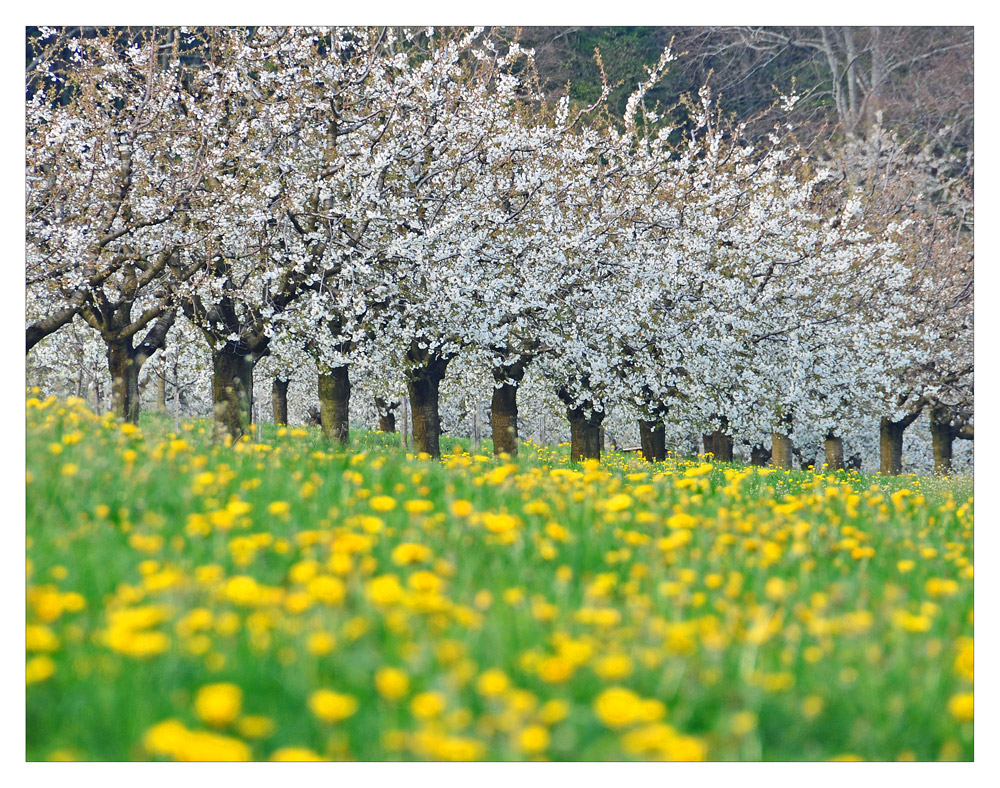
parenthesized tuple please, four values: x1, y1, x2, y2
(26, 27, 972, 473)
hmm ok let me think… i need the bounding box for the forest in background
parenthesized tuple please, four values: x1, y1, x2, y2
(511, 27, 972, 155)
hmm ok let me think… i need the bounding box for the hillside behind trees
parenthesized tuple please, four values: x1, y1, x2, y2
(511, 26, 972, 157)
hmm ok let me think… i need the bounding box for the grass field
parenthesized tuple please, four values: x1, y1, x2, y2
(25, 395, 974, 761)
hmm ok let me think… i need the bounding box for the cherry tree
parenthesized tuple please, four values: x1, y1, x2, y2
(25, 27, 232, 422)
(346, 28, 584, 457)
(173, 26, 419, 440)
(819, 121, 973, 474)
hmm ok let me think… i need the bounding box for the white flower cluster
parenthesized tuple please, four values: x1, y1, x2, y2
(26, 27, 972, 472)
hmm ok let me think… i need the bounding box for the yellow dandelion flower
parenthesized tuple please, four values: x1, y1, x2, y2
(270, 747, 327, 761)
(194, 683, 243, 728)
(236, 715, 275, 739)
(26, 625, 60, 652)
(593, 687, 644, 729)
(308, 689, 359, 724)
(411, 691, 446, 720)
(594, 654, 633, 681)
(306, 631, 337, 656)
(517, 725, 550, 754)
(954, 638, 973, 682)
(375, 667, 410, 701)
(476, 669, 510, 698)
(802, 696, 825, 719)
(392, 543, 432, 565)
(26, 655, 56, 685)
(450, 500, 474, 517)
(603, 493, 633, 512)
(306, 575, 346, 605)
(404, 499, 434, 514)
(369, 495, 397, 512)
(537, 699, 570, 725)
(367, 575, 405, 605)
(948, 692, 973, 722)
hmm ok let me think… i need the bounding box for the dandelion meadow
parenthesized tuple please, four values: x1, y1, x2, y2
(26, 396, 973, 762)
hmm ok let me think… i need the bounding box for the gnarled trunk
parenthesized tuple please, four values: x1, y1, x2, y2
(929, 405, 956, 476)
(710, 430, 733, 462)
(879, 417, 905, 475)
(319, 366, 350, 445)
(638, 419, 666, 463)
(107, 339, 140, 425)
(375, 397, 397, 433)
(771, 432, 794, 469)
(930, 420, 953, 476)
(824, 433, 845, 471)
(407, 355, 450, 457)
(879, 401, 928, 476)
(566, 404, 603, 462)
(212, 346, 254, 441)
(491, 383, 520, 456)
(272, 378, 289, 426)
(93, 307, 175, 426)
(491, 361, 527, 457)
(702, 417, 733, 462)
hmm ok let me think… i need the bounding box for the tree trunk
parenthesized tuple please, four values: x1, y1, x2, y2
(212, 346, 254, 441)
(710, 430, 733, 462)
(319, 366, 350, 445)
(870, 26, 886, 119)
(750, 444, 771, 467)
(172, 359, 180, 432)
(824, 433, 845, 471)
(107, 340, 140, 424)
(638, 419, 666, 463)
(929, 405, 955, 476)
(375, 397, 397, 433)
(156, 372, 167, 412)
(491, 381, 520, 457)
(879, 417, 905, 476)
(407, 355, 450, 457)
(771, 432, 794, 469)
(75, 348, 85, 399)
(471, 399, 481, 451)
(566, 404, 603, 462)
(702, 417, 733, 462)
(930, 420, 953, 476)
(491, 361, 527, 457)
(272, 378, 289, 426)
(702, 432, 715, 457)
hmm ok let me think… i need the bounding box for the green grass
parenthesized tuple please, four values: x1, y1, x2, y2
(26, 396, 974, 761)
